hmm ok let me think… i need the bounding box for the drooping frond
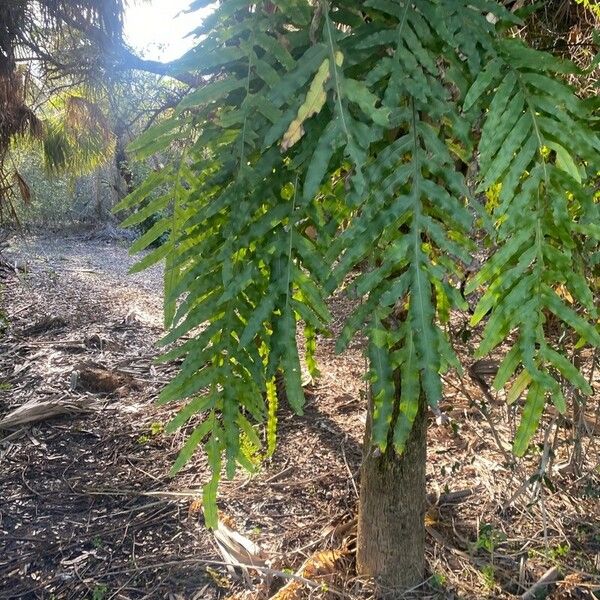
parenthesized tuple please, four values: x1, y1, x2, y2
(0, 64, 43, 211)
(465, 39, 600, 455)
(118, 0, 600, 522)
(116, 0, 335, 524)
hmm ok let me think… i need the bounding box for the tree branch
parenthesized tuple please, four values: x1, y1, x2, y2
(112, 47, 201, 88)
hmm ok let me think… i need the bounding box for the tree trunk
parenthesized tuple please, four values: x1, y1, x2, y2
(114, 127, 134, 199)
(356, 388, 427, 591)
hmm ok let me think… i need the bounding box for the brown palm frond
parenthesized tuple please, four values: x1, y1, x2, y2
(0, 69, 43, 151)
(0, 165, 23, 226)
(65, 95, 112, 143)
(13, 170, 32, 205)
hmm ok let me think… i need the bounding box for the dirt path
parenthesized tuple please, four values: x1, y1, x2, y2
(0, 234, 368, 600)
(0, 234, 599, 600)
(0, 235, 210, 599)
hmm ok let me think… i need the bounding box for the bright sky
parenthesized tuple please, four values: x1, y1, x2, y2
(124, 0, 211, 62)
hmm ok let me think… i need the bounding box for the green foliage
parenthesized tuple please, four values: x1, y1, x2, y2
(91, 584, 108, 600)
(15, 91, 117, 176)
(480, 564, 496, 590)
(8, 150, 75, 225)
(573, 0, 600, 20)
(7, 148, 118, 227)
(117, 0, 600, 524)
(465, 38, 600, 455)
(549, 542, 570, 560)
(476, 523, 506, 554)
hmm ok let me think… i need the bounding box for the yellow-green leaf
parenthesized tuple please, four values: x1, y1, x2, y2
(280, 58, 330, 151)
(506, 369, 532, 405)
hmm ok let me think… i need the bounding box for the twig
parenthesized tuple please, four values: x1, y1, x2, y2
(0, 427, 26, 444)
(80, 487, 201, 498)
(442, 374, 513, 464)
(503, 474, 533, 510)
(11, 302, 33, 316)
(341, 441, 359, 499)
(399, 575, 435, 597)
(262, 462, 294, 484)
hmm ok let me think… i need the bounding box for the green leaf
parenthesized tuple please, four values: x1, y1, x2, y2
(343, 79, 391, 126)
(130, 219, 171, 254)
(303, 119, 343, 202)
(393, 327, 421, 453)
(165, 394, 215, 432)
(129, 243, 171, 273)
(493, 344, 521, 390)
(543, 286, 600, 347)
(465, 229, 531, 295)
(479, 76, 521, 171)
(265, 376, 278, 457)
(542, 347, 592, 395)
(470, 245, 536, 327)
(171, 415, 215, 475)
(368, 317, 395, 450)
(551, 386, 566, 414)
(202, 434, 222, 528)
(478, 112, 532, 192)
(281, 58, 331, 150)
(463, 57, 503, 111)
(506, 369, 531, 405)
(546, 142, 582, 183)
(113, 170, 169, 213)
(513, 381, 545, 456)
(279, 306, 305, 414)
(304, 323, 321, 379)
(238, 289, 278, 347)
(410, 263, 442, 409)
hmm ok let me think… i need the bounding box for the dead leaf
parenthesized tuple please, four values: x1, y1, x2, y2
(280, 52, 343, 151)
(270, 548, 348, 600)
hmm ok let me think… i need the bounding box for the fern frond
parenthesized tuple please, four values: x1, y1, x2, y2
(466, 39, 600, 455)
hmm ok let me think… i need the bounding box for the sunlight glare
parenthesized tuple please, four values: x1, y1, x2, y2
(124, 0, 213, 62)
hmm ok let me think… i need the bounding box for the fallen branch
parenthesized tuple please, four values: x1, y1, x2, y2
(521, 567, 561, 600)
(79, 488, 202, 498)
(0, 397, 95, 429)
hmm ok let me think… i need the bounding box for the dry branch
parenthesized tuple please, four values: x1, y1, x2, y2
(0, 397, 95, 429)
(520, 566, 561, 599)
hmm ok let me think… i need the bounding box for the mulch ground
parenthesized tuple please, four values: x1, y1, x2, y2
(0, 232, 598, 600)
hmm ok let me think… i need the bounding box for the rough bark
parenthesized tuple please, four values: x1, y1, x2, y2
(356, 389, 427, 592)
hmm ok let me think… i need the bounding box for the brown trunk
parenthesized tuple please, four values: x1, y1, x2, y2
(356, 389, 427, 591)
(114, 127, 134, 198)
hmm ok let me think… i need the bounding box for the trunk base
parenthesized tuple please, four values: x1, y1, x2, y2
(356, 397, 427, 591)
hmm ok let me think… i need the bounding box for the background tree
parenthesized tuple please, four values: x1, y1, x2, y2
(0, 0, 195, 223)
(0, 1, 125, 209)
(117, 0, 599, 592)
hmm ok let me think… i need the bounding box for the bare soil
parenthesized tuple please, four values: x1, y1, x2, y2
(0, 233, 598, 600)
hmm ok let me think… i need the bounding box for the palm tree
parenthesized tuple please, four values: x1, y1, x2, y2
(0, 0, 126, 217)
